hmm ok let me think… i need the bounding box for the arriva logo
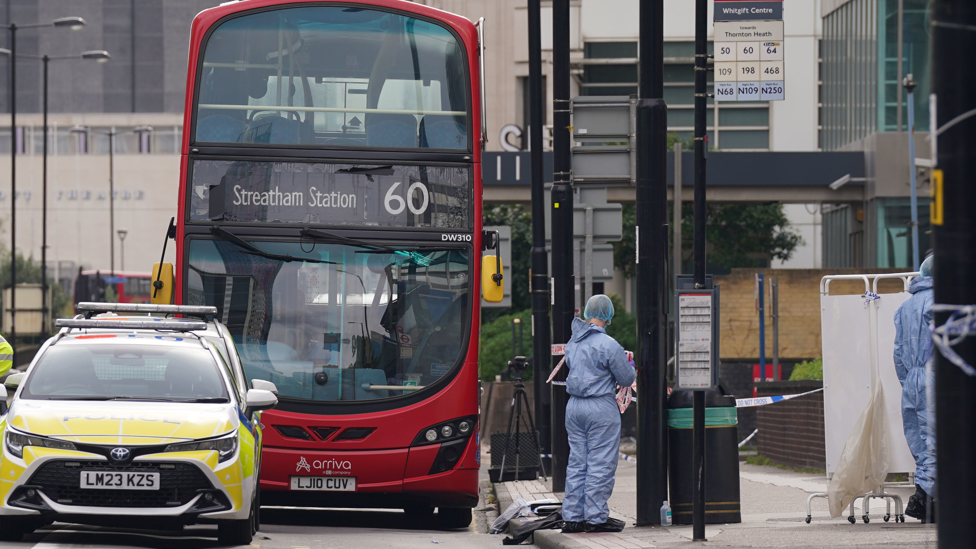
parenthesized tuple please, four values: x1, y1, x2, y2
(296, 457, 352, 472)
(441, 234, 472, 242)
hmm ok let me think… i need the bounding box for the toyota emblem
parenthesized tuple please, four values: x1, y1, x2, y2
(110, 447, 131, 462)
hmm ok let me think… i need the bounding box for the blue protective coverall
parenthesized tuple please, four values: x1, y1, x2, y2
(562, 318, 637, 524)
(893, 276, 936, 496)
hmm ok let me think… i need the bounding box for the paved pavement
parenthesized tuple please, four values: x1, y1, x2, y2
(493, 458, 940, 548)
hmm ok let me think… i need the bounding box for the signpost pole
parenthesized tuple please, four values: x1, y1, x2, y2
(527, 0, 552, 475)
(635, 0, 669, 527)
(758, 273, 766, 376)
(549, 0, 574, 492)
(932, 1, 976, 543)
(674, 142, 683, 279)
(692, 0, 708, 540)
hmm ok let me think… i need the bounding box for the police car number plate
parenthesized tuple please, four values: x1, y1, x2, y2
(290, 476, 356, 491)
(80, 471, 160, 490)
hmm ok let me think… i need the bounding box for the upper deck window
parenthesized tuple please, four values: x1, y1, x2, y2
(195, 7, 469, 150)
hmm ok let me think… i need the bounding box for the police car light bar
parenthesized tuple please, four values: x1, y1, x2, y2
(76, 303, 218, 316)
(55, 319, 209, 332)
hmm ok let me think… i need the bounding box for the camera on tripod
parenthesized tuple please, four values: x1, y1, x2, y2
(488, 355, 547, 483)
(505, 356, 530, 380)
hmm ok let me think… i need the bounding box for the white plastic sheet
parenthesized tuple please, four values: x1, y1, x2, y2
(826, 382, 890, 517)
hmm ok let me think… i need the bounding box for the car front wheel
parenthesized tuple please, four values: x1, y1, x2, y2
(0, 518, 29, 542)
(218, 492, 256, 547)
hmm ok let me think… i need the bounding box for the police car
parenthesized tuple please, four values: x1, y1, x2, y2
(0, 303, 277, 545)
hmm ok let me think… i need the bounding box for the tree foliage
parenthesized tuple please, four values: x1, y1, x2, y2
(614, 202, 803, 276)
(0, 249, 72, 331)
(481, 204, 532, 324)
(478, 295, 638, 381)
(479, 309, 533, 381)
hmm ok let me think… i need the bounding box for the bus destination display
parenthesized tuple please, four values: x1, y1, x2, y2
(189, 161, 471, 230)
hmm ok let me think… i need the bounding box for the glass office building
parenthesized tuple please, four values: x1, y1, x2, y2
(820, 0, 931, 269)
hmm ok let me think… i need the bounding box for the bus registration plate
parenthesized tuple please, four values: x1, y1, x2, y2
(290, 476, 356, 491)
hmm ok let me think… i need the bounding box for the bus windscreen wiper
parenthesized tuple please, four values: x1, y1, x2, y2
(301, 229, 456, 266)
(301, 228, 396, 252)
(211, 226, 336, 265)
(336, 165, 394, 176)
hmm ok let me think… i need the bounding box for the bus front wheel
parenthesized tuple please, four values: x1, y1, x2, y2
(438, 507, 472, 528)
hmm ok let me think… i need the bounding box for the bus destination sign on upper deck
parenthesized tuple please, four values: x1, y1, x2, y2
(189, 160, 471, 230)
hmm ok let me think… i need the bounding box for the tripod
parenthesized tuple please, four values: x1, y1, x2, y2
(499, 361, 548, 482)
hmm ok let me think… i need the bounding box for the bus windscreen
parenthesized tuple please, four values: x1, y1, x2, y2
(195, 6, 469, 149)
(185, 239, 470, 403)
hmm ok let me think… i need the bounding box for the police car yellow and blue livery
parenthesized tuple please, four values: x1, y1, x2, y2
(0, 306, 277, 544)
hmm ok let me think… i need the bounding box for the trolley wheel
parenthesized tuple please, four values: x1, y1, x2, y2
(884, 514, 890, 522)
(862, 515, 870, 524)
(848, 516, 856, 524)
(900, 515, 906, 523)
(805, 516, 812, 524)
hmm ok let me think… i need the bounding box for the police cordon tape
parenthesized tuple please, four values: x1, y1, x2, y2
(548, 382, 825, 409)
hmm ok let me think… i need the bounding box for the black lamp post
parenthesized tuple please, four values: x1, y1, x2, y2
(3, 16, 86, 358)
(0, 49, 109, 338)
(70, 124, 150, 278)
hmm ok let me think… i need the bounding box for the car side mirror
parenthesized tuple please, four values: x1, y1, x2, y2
(251, 379, 278, 395)
(244, 388, 277, 418)
(4, 372, 25, 391)
(0, 386, 7, 415)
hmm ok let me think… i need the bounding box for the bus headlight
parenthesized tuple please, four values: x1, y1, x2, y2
(412, 416, 478, 446)
(164, 432, 238, 462)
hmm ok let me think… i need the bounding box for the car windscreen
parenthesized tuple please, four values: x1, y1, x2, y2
(185, 239, 470, 403)
(195, 6, 469, 149)
(20, 343, 230, 402)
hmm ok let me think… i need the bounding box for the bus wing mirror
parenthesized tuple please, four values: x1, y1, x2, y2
(482, 255, 504, 303)
(151, 262, 175, 305)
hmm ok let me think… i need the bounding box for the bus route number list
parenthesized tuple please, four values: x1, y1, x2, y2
(714, 20, 785, 102)
(677, 294, 714, 390)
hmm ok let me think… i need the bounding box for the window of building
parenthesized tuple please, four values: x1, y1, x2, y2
(879, 0, 930, 132)
(579, 41, 769, 150)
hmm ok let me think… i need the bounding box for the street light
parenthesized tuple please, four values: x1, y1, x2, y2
(70, 123, 147, 278)
(0, 48, 109, 339)
(70, 125, 117, 276)
(117, 229, 128, 271)
(3, 15, 86, 362)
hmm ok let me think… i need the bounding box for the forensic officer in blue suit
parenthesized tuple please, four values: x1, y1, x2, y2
(561, 295, 636, 533)
(894, 254, 936, 522)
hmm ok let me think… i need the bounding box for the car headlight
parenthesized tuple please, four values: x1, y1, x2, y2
(164, 432, 238, 463)
(5, 430, 77, 459)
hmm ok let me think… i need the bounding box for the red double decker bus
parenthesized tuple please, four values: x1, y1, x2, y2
(169, 0, 496, 527)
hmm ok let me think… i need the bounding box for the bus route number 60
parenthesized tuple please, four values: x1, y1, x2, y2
(385, 181, 430, 216)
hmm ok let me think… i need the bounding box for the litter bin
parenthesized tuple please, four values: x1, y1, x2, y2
(667, 387, 741, 524)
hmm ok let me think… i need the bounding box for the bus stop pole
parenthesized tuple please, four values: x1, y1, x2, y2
(527, 0, 552, 475)
(549, 0, 574, 492)
(932, 1, 976, 544)
(635, 0, 669, 527)
(692, 0, 708, 540)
